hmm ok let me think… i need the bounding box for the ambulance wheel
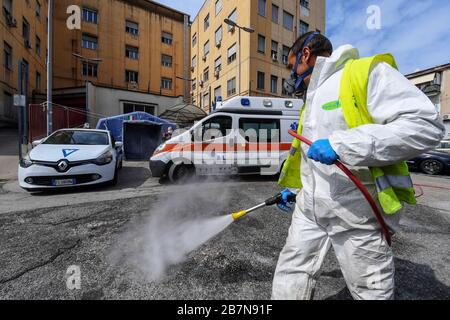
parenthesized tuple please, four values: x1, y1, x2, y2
(168, 163, 195, 183)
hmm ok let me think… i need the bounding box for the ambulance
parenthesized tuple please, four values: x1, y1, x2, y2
(149, 96, 303, 182)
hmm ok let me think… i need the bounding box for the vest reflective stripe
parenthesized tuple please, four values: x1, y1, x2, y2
(375, 175, 414, 192)
(278, 53, 417, 215)
(278, 107, 306, 189)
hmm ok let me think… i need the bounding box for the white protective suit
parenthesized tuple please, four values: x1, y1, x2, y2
(272, 45, 445, 300)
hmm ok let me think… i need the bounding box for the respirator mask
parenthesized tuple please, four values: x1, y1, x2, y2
(283, 32, 319, 97)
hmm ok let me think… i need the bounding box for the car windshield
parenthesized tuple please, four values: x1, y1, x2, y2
(43, 131, 109, 146)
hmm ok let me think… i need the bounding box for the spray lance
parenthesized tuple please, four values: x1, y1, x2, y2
(230, 130, 392, 247)
(232, 192, 297, 221)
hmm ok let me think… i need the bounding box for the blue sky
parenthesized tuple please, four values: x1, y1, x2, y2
(156, 0, 450, 74)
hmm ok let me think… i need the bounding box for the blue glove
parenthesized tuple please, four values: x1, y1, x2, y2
(307, 139, 339, 165)
(277, 189, 296, 213)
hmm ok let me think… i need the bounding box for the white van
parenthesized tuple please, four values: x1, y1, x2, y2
(149, 96, 303, 182)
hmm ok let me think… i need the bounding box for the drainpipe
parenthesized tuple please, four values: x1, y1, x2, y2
(183, 14, 190, 103)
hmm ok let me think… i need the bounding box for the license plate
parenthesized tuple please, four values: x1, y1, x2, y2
(52, 179, 76, 186)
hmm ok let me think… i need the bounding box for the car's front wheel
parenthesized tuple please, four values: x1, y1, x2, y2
(108, 167, 119, 186)
(420, 159, 444, 175)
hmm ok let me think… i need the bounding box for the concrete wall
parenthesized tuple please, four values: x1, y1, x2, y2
(441, 69, 450, 139)
(441, 69, 450, 116)
(88, 83, 183, 126)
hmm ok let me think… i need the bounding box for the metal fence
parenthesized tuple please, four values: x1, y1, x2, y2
(28, 103, 86, 142)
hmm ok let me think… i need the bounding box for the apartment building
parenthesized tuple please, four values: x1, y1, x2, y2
(190, 0, 325, 112)
(407, 63, 450, 139)
(1, 0, 48, 126)
(52, 0, 190, 119)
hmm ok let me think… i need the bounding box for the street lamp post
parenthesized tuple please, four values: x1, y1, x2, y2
(224, 19, 254, 96)
(176, 76, 196, 105)
(47, 0, 53, 135)
(72, 53, 102, 126)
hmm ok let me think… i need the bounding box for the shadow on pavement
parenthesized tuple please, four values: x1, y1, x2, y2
(324, 258, 450, 300)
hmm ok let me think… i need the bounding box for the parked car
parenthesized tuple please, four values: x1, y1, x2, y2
(407, 150, 450, 175)
(19, 129, 123, 191)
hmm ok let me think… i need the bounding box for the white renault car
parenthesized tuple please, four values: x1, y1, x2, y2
(19, 129, 123, 191)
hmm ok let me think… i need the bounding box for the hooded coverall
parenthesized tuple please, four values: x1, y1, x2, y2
(272, 45, 445, 300)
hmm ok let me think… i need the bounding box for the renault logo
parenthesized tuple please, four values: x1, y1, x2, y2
(57, 160, 69, 172)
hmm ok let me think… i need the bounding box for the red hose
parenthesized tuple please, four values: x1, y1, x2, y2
(288, 130, 392, 246)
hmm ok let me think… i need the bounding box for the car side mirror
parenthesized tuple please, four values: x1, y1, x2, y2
(32, 139, 43, 147)
(115, 142, 123, 148)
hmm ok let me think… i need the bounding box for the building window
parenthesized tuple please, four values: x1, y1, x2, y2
(124, 103, 156, 115)
(282, 79, 288, 95)
(36, 0, 41, 18)
(82, 34, 98, 50)
(227, 77, 236, 96)
(204, 40, 210, 57)
(192, 56, 197, 69)
(162, 32, 173, 45)
(258, 0, 266, 17)
(228, 9, 237, 32)
(126, 21, 139, 36)
(161, 78, 172, 90)
(22, 18, 30, 42)
(300, 0, 310, 9)
(125, 70, 139, 83)
(203, 93, 210, 111)
(283, 11, 294, 31)
(203, 67, 209, 82)
(227, 43, 237, 64)
(282, 45, 290, 64)
(299, 20, 309, 36)
(35, 36, 41, 56)
(258, 35, 266, 54)
(161, 54, 172, 67)
(204, 13, 210, 31)
(272, 4, 279, 24)
(82, 8, 98, 24)
(126, 45, 139, 60)
(214, 56, 222, 73)
(214, 86, 222, 101)
(215, 0, 222, 16)
(271, 41, 278, 60)
(192, 33, 197, 47)
(270, 75, 278, 94)
(257, 71, 265, 90)
(3, 0, 12, 14)
(83, 63, 98, 77)
(36, 72, 41, 90)
(192, 78, 196, 91)
(3, 42, 12, 70)
(215, 26, 223, 46)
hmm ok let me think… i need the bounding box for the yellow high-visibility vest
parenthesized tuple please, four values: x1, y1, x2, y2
(278, 54, 417, 215)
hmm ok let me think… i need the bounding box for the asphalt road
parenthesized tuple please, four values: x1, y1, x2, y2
(0, 165, 449, 300)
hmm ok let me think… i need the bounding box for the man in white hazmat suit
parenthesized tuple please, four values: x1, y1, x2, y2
(272, 32, 445, 300)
